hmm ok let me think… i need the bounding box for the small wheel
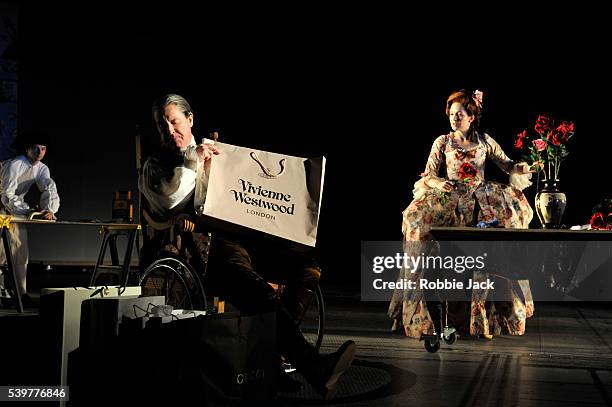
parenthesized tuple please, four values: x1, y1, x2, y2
(443, 332, 457, 345)
(424, 339, 440, 353)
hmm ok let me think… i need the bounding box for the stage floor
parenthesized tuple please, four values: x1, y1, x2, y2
(275, 296, 612, 406)
(2, 283, 611, 406)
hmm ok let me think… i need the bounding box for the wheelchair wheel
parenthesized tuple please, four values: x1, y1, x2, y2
(297, 284, 325, 351)
(139, 257, 207, 311)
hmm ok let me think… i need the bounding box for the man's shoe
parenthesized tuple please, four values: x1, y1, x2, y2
(302, 340, 356, 400)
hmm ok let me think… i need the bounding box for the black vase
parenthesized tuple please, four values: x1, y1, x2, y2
(534, 179, 567, 228)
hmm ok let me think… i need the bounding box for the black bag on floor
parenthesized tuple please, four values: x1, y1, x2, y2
(158, 311, 278, 403)
(68, 312, 278, 406)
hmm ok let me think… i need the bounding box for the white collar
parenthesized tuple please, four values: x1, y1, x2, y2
(18, 154, 40, 168)
(180, 136, 197, 152)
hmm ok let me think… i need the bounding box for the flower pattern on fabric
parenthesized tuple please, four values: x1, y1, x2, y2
(388, 132, 535, 338)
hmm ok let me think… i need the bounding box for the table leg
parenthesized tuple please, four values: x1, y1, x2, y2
(2, 227, 23, 313)
(90, 230, 110, 286)
(121, 229, 137, 288)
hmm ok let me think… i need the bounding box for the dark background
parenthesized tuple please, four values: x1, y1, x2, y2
(13, 4, 611, 283)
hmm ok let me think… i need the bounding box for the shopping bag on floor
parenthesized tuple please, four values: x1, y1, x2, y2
(68, 312, 278, 405)
(197, 140, 325, 247)
(170, 311, 278, 402)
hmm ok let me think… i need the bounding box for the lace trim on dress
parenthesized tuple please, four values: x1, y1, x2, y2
(509, 164, 533, 190)
(447, 132, 482, 153)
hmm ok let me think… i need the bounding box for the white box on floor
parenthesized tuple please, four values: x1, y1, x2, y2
(39, 286, 141, 396)
(79, 295, 165, 348)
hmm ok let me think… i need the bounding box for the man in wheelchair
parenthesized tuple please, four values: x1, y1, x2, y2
(138, 94, 355, 399)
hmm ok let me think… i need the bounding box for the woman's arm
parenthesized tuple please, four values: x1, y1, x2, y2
(413, 135, 454, 197)
(421, 135, 446, 185)
(421, 135, 454, 191)
(484, 133, 533, 189)
(483, 133, 515, 173)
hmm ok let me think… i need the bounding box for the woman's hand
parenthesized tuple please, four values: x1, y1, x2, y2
(196, 144, 220, 161)
(514, 162, 539, 174)
(430, 179, 455, 192)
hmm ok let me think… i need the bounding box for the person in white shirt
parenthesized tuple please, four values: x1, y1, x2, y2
(0, 134, 60, 303)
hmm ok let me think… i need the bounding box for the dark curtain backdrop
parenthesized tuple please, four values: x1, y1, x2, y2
(16, 5, 610, 282)
(0, 2, 17, 160)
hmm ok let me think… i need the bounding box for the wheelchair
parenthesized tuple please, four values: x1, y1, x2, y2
(137, 215, 326, 351)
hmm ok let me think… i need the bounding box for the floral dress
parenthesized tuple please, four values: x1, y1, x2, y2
(388, 132, 535, 338)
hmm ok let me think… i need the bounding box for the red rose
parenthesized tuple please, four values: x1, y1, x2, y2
(534, 115, 554, 135)
(458, 162, 478, 182)
(532, 139, 547, 151)
(514, 130, 527, 149)
(547, 130, 562, 146)
(551, 121, 574, 144)
(557, 120, 574, 134)
(590, 212, 606, 230)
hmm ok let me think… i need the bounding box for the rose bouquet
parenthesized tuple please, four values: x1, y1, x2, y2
(514, 115, 575, 180)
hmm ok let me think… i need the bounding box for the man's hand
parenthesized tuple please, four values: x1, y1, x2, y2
(41, 210, 55, 220)
(196, 144, 220, 161)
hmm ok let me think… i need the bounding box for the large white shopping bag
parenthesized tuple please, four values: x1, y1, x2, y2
(198, 140, 325, 247)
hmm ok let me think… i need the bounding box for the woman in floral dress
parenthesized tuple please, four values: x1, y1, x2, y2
(388, 89, 536, 339)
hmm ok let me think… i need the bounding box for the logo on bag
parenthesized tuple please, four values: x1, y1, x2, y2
(230, 179, 295, 217)
(236, 369, 265, 384)
(250, 152, 286, 179)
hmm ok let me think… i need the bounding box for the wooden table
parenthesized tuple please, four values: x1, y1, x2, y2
(430, 226, 612, 241)
(429, 226, 612, 301)
(1, 217, 140, 313)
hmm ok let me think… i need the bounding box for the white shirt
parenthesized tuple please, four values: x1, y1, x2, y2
(0, 155, 60, 215)
(139, 138, 200, 218)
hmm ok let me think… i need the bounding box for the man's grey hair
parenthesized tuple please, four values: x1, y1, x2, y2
(152, 94, 193, 126)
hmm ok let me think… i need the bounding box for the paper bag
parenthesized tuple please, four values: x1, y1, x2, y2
(198, 140, 325, 247)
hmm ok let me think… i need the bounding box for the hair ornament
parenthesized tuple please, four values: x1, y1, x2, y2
(472, 89, 483, 109)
